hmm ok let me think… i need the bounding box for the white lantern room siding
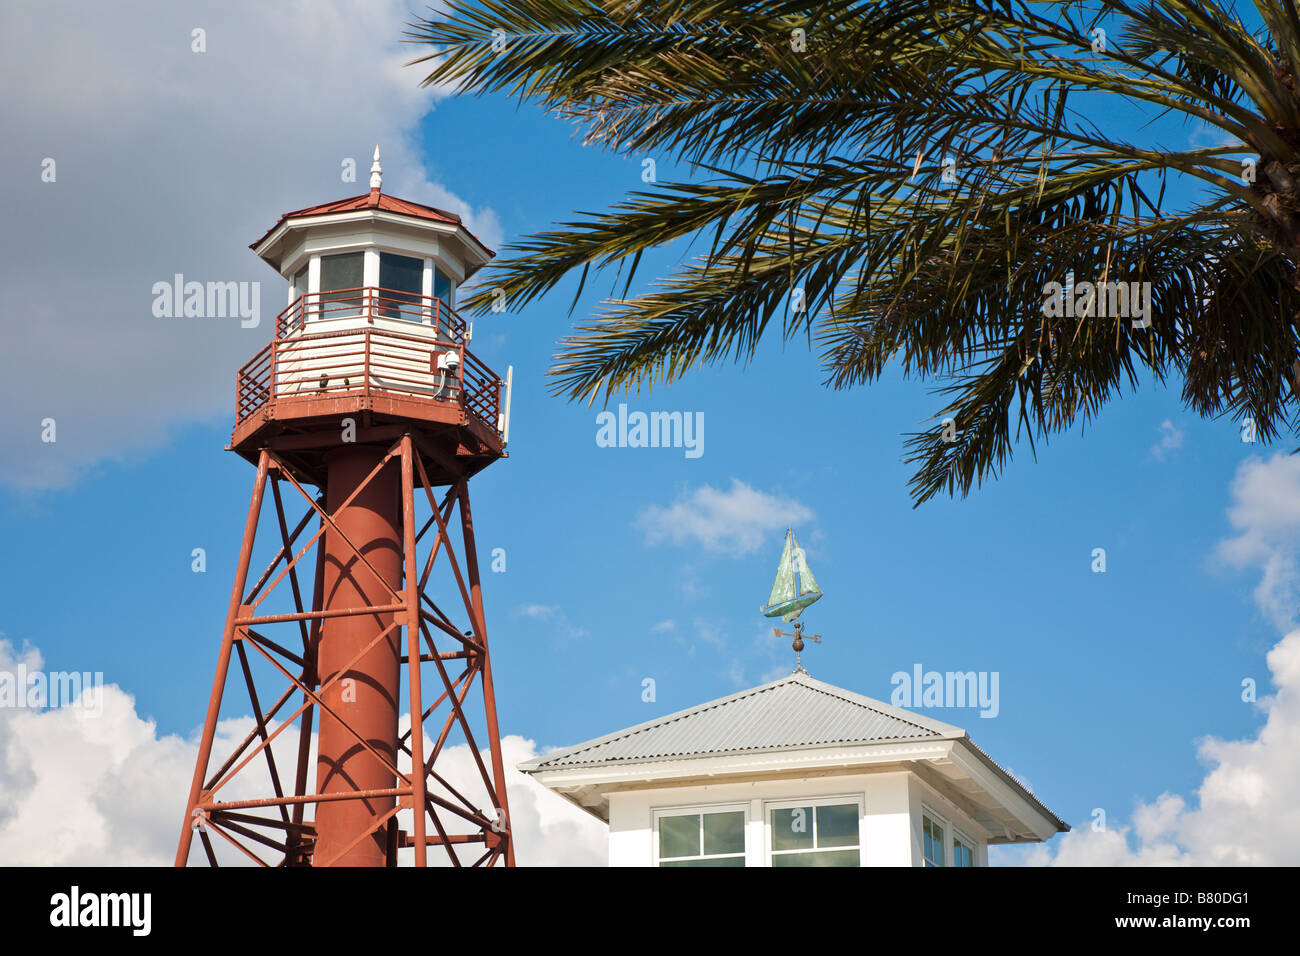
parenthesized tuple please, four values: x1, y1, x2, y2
(271, 224, 469, 401)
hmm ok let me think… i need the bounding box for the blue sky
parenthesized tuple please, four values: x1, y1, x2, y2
(1, 0, 1296, 866)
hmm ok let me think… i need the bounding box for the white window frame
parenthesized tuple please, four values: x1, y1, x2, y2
(651, 803, 750, 867)
(292, 262, 311, 299)
(951, 827, 977, 868)
(921, 804, 949, 867)
(282, 255, 318, 326)
(763, 794, 865, 867)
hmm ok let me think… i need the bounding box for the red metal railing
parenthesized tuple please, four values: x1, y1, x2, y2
(275, 287, 469, 340)
(236, 287, 503, 439)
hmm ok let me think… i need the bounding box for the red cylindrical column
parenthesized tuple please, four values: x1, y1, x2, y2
(314, 445, 402, 867)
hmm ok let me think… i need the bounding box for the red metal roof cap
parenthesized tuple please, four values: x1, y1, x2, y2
(251, 190, 492, 255)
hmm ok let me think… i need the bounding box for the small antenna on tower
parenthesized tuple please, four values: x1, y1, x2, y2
(370, 145, 382, 193)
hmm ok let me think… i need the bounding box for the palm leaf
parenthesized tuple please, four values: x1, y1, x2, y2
(407, 0, 1300, 502)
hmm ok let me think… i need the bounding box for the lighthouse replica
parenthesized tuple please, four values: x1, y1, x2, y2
(176, 150, 515, 867)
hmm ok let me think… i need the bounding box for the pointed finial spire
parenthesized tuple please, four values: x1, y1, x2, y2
(369, 145, 382, 193)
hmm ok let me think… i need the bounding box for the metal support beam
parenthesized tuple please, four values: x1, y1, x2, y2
(176, 438, 513, 867)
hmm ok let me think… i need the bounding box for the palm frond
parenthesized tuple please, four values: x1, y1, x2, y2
(408, 0, 1300, 502)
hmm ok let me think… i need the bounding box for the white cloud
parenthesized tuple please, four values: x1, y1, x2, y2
(637, 478, 814, 556)
(0, 638, 604, 866)
(655, 617, 728, 662)
(0, 0, 500, 488)
(1188, 121, 1244, 150)
(1019, 632, 1300, 865)
(692, 618, 727, 651)
(680, 563, 711, 600)
(516, 604, 558, 620)
(513, 604, 588, 641)
(742, 626, 801, 685)
(1022, 453, 1300, 865)
(759, 663, 792, 683)
(1149, 419, 1184, 460)
(392, 728, 606, 867)
(1217, 452, 1300, 631)
(1002, 767, 1034, 795)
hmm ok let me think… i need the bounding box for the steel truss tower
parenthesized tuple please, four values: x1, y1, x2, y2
(176, 165, 515, 867)
(176, 434, 513, 867)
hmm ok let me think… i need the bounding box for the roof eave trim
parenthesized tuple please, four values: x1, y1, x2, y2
(948, 739, 1069, 836)
(250, 208, 494, 265)
(519, 737, 961, 785)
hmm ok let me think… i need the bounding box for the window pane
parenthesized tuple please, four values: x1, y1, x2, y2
(658, 814, 700, 860)
(433, 268, 452, 306)
(661, 856, 745, 867)
(320, 252, 363, 291)
(319, 252, 364, 315)
(923, 815, 944, 866)
(702, 811, 745, 856)
(378, 253, 423, 320)
(772, 849, 860, 868)
(380, 252, 423, 295)
(816, 804, 858, 848)
(770, 807, 815, 851)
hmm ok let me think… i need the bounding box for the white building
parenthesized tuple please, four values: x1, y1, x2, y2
(520, 672, 1067, 866)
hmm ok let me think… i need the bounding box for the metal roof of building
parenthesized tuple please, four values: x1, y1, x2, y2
(518, 672, 968, 771)
(250, 189, 494, 257)
(519, 672, 1069, 835)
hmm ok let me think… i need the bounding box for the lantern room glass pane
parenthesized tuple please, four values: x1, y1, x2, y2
(433, 268, 452, 307)
(379, 252, 424, 320)
(319, 252, 364, 315)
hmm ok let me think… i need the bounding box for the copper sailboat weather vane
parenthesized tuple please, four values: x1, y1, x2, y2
(761, 529, 824, 674)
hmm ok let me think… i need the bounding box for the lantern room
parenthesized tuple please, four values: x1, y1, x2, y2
(231, 148, 510, 484)
(250, 148, 490, 330)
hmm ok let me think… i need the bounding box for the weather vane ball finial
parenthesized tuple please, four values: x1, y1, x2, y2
(370, 145, 382, 191)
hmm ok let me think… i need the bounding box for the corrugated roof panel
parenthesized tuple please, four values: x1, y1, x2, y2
(524, 673, 961, 770)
